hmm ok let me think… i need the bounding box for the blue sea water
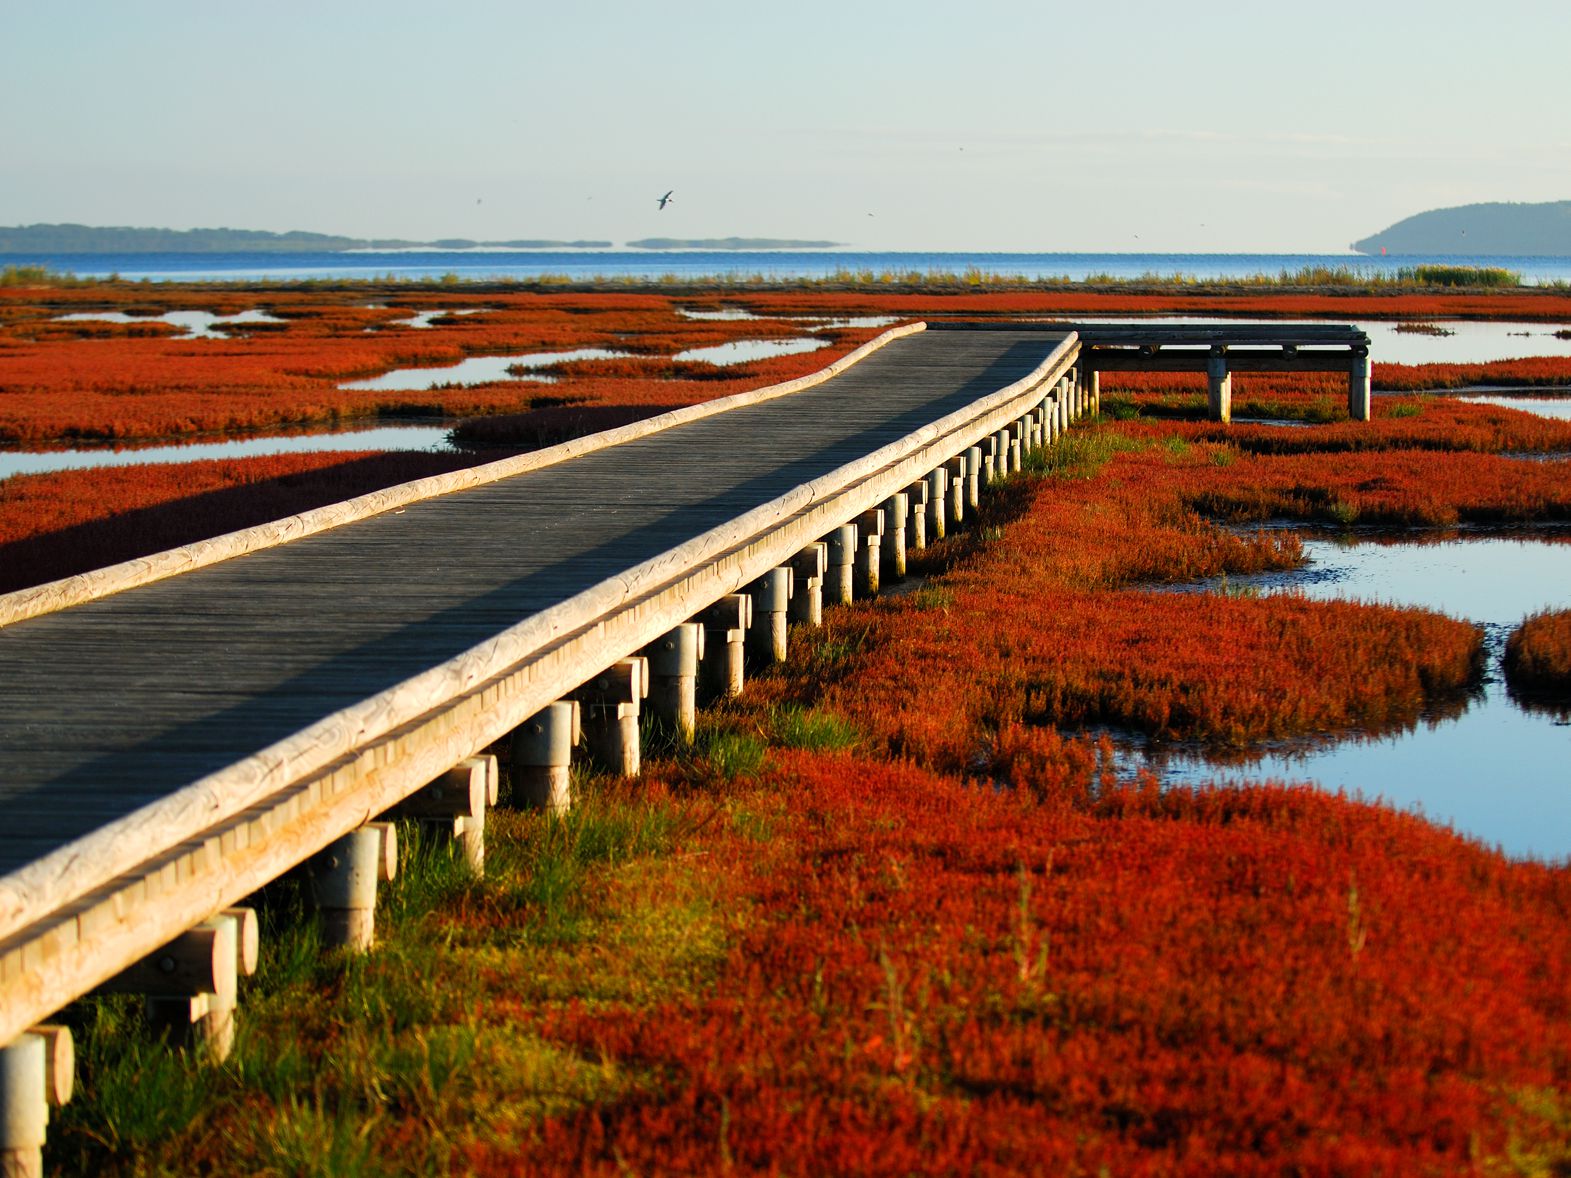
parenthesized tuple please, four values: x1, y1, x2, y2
(7, 249, 1571, 285)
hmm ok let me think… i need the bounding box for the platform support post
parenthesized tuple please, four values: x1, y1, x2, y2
(747, 568, 794, 665)
(965, 446, 983, 509)
(511, 700, 579, 812)
(905, 481, 929, 550)
(700, 594, 751, 698)
(1207, 348, 1232, 423)
(389, 757, 493, 874)
(926, 467, 948, 541)
(880, 493, 909, 580)
(855, 510, 883, 597)
(0, 1034, 48, 1178)
(944, 456, 968, 525)
(787, 544, 827, 626)
(307, 825, 390, 952)
(645, 623, 703, 743)
(1349, 349, 1372, 421)
(577, 658, 647, 777)
(823, 524, 858, 605)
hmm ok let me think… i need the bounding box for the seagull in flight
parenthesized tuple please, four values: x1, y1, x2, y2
(657, 190, 674, 210)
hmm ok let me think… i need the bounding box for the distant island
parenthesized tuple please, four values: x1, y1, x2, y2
(626, 237, 843, 250)
(0, 225, 844, 255)
(0, 224, 613, 253)
(1352, 200, 1571, 256)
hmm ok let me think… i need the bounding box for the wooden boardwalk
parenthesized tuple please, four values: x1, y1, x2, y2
(0, 326, 1079, 1082)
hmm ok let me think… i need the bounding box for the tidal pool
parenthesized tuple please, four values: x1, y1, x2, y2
(1458, 394, 1571, 420)
(672, 338, 830, 364)
(0, 424, 458, 479)
(53, 309, 285, 339)
(1144, 534, 1571, 860)
(341, 336, 829, 391)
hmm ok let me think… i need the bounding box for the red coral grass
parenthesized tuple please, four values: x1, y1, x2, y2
(1504, 609, 1571, 697)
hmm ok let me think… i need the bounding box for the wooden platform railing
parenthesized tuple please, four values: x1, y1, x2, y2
(1070, 323, 1373, 423)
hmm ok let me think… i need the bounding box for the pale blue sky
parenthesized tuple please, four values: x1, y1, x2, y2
(3, 0, 1567, 252)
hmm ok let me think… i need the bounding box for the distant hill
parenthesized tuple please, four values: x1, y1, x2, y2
(627, 237, 842, 250)
(1352, 201, 1571, 256)
(0, 224, 613, 253)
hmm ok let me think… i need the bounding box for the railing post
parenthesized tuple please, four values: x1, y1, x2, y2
(787, 544, 827, 626)
(879, 493, 909, 579)
(965, 446, 983, 509)
(1349, 347, 1371, 422)
(747, 568, 794, 665)
(645, 623, 704, 743)
(511, 700, 580, 812)
(823, 524, 858, 605)
(1207, 346, 1232, 423)
(700, 594, 751, 698)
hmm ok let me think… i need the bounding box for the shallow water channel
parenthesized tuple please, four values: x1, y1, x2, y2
(1144, 534, 1571, 861)
(0, 424, 458, 479)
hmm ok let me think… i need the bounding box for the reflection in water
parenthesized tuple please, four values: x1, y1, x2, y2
(1146, 535, 1571, 860)
(0, 425, 457, 479)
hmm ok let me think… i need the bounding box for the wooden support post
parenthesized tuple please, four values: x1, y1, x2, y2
(1068, 371, 1081, 418)
(904, 481, 929, 550)
(1008, 422, 1023, 474)
(965, 446, 983, 510)
(746, 567, 793, 665)
(787, 544, 826, 626)
(1087, 366, 1100, 414)
(1056, 385, 1069, 434)
(307, 826, 385, 952)
(699, 594, 750, 699)
(1207, 347, 1232, 423)
(926, 467, 948, 542)
(1349, 348, 1371, 421)
(0, 1034, 47, 1178)
(100, 910, 248, 1058)
(879, 493, 909, 580)
(511, 701, 580, 812)
(1041, 394, 1058, 444)
(645, 623, 703, 743)
(855, 509, 883, 597)
(576, 658, 647, 778)
(982, 435, 998, 485)
(945, 456, 967, 525)
(823, 524, 858, 606)
(388, 756, 493, 874)
(992, 429, 1010, 478)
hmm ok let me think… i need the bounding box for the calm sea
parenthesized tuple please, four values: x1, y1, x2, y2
(7, 250, 1571, 285)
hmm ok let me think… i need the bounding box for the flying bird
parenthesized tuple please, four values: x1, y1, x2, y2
(657, 190, 674, 210)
